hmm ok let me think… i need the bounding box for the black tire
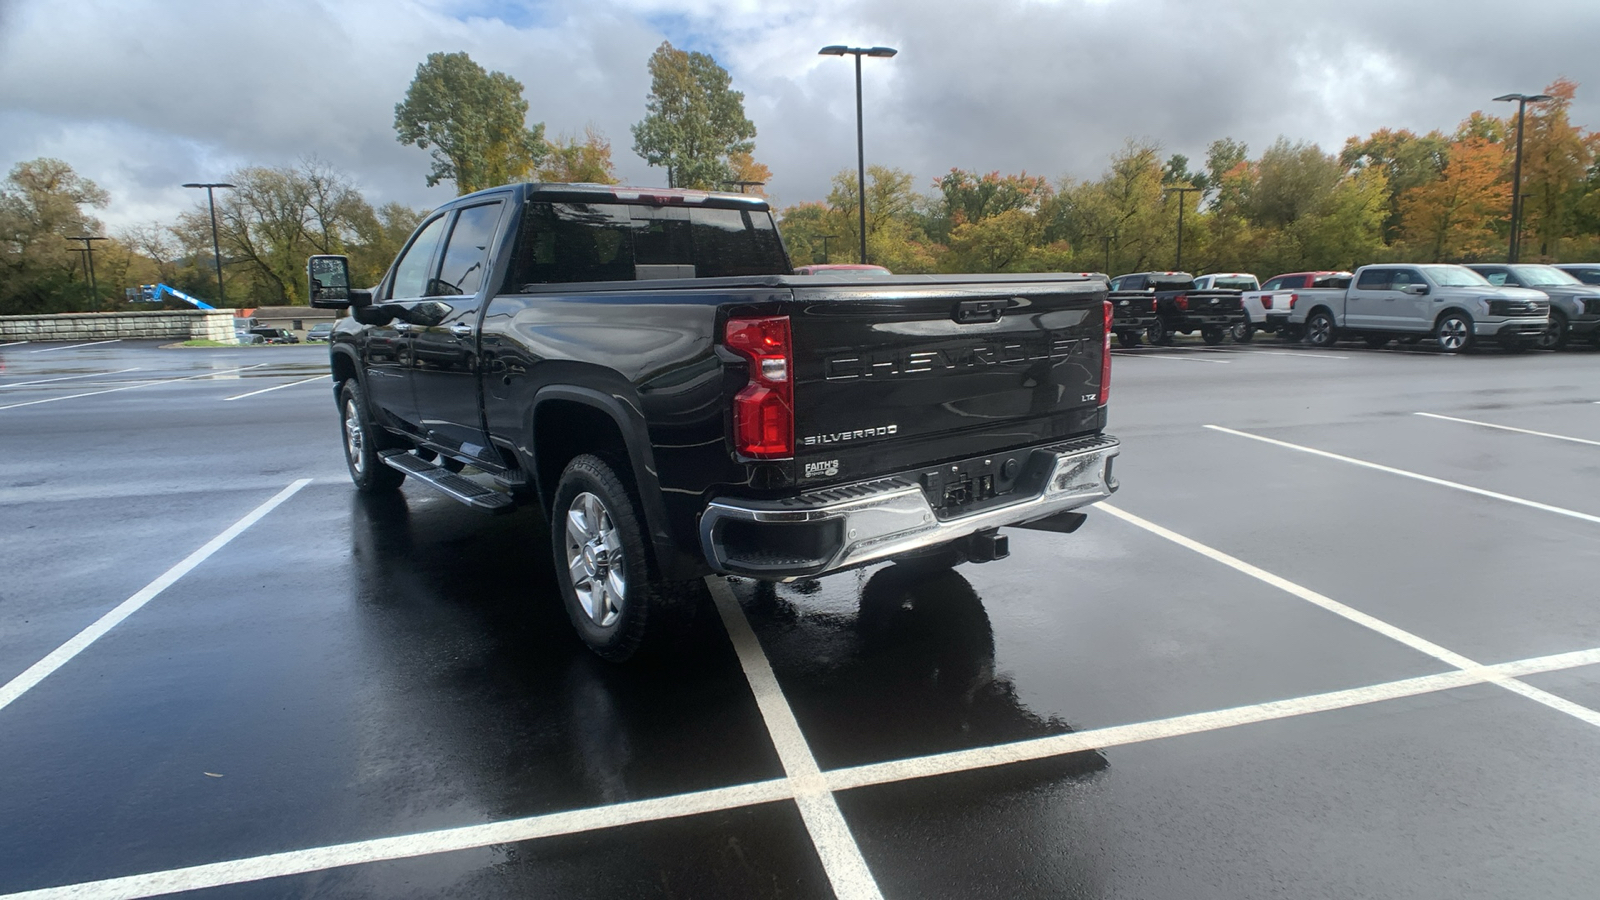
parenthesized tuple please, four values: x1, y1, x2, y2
(1305, 310, 1337, 348)
(1201, 326, 1225, 345)
(1363, 335, 1390, 349)
(1536, 310, 1569, 351)
(1116, 330, 1141, 349)
(1147, 317, 1174, 346)
(1277, 325, 1304, 343)
(339, 380, 405, 493)
(1434, 312, 1474, 353)
(1230, 316, 1254, 343)
(892, 541, 968, 575)
(550, 454, 700, 662)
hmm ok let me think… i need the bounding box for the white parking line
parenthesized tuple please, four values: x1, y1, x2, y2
(222, 374, 330, 401)
(0, 367, 141, 389)
(1114, 353, 1231, 364)
(0, 340, 29, 348)
(1097, 501, 1600, 730)
(1245, 349, 1350, 360)
(707, 577, 884, 900)
(0, 479, 311, 716)
(1415, 411, 1600, 448)
(28, 339, 121, 353)
(1205, 424, 1600, 526)
(0, 364, 267, 411)
(12, 637, 1600, 900)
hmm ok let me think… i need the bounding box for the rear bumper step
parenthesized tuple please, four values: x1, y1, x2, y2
(379, 450, 514, 511)
(700, 435, 1119, 579)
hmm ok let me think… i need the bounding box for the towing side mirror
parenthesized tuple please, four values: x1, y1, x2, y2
(309, 255, 352, 308)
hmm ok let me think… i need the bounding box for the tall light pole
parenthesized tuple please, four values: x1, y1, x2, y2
(1163, 186, 1201, 271)
(819, 44, 897, 265)
(67, 236, 108, 310)
(1493, 93, 1551, 263)
(182, 182, 235, 305)
(819, 233, 837, 264)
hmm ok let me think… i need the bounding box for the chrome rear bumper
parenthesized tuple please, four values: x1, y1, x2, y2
(700, 435, 1120, 579)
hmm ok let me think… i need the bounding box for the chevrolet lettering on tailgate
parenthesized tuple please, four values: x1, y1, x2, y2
(824, 337, 1088, 381)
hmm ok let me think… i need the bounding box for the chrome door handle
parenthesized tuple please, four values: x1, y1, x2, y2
(449, 323, 474, 337)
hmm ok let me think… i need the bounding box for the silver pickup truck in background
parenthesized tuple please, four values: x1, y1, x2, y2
(1465, 263, 1600, 351)
(1287, 264, 1549, 353)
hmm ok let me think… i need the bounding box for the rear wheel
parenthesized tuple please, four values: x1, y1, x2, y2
(1435, 313, 1474, 353)
(1147, 317, 1174, 346)
(1230, 315, 1254, 343)
(551, 454, 700, 662)
(1305, 311, 1337, 348)
(1116, 330, 1141, 348)
(1536, 310, 1569, 350)
(339, 381, 405, 493)
(1201, 326, 1225, 345)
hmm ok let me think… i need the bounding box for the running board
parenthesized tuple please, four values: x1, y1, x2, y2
(379, 450, 514, 512)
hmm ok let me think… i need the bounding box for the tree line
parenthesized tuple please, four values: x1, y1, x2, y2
(4, 47, 1596, 317)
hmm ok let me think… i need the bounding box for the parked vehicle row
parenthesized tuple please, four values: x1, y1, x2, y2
(1108, 271, 1246, 347)
(1289, 264, 1557, 352)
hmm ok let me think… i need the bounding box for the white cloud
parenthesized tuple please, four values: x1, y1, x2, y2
(1, 0, 1595, 231)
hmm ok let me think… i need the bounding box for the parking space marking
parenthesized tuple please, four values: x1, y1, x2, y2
(1114, 353, 1231, 364)
(222, 374, 330, 402)
(12, 638, 1600, 900)
(0, 367, 141, 389)
(0, 479, 311, 716)
(707, 577, 885, 900)
(27, 339, 121, 353)
(0, 340, 30, 348)
(1205, 424, 1600, 526)
(1096, 502, 1600, 730)
(1415, 411, 1600, 448)
(0, 364, 268, 411)
(826, 645, 1600, 792)
(1243, 349, 1350, 360)
(0, 779, 795, 900)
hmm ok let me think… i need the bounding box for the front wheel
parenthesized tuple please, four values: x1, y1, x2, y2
(1147, 317, 1174, 346)
(1230, 316, 1254, 343)
(1536, 310, 1569, 351)
(551, 454, 700, 662)
(1305, 311, 1337, 348)
(339, 381, 405, 493)
(1435, 313, 1474, 353)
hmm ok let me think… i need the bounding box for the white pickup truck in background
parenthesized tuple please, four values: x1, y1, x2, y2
(1237, 271, 1350, 342)
(1190, 273, 1259, 341)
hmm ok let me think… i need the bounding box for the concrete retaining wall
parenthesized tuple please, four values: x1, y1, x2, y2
(0, 310, 236, 343)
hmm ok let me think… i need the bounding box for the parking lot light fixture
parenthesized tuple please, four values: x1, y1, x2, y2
(1162, 186, 1201, 271)
(1492, 93, 1553, 263)
(182, 182, 236, 305)
(818, 44, 898, 265)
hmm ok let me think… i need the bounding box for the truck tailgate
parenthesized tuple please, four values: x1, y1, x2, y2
(786, 277, 1107, 483)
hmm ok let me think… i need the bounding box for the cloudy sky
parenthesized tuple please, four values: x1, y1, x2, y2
(2, 0, 1596, 231)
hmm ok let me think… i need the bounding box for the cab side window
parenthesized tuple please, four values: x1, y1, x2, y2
(1261, 278, 1283, 291)
(390, 215, 448, 299)
(433, 202, 504, 296)
(1280, 275, 1307, 289)
(1479, 269, 1509, 286)
(1355, 269, 1392, 291)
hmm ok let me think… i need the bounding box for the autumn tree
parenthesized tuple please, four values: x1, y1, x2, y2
(1518, 78, 1596, 258)
(824, 166, 937, 272)
(726, 151, 773, 195)
(0, 158, 110, 314)
(1341, 128, 1451, 242)
(394, 51, 547, 195)
(631, 42, 757, 189)
(1397, 136, 1509, 261)
(536, 126, 619, 184)
(926, 168, 1052, 243)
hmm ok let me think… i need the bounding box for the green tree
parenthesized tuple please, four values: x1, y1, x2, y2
(394, 51, 547, 195)
(824, 166, 938, 272)
(928, 168, 1052, 243)
(631, 42, 756, 189)
(536, 125, 619, 185)
(1519, 78, 1595, 258)
(1341, 127, 1451, 242)
(0, 158, 110, 314)
(1397, 137, 1507, 261)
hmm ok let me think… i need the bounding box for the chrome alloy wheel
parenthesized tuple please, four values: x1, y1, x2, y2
(343, 398, 366, 475)
(564, 491, 626, 627)
(1306, 313, 1334, 346)
(1438, 317, 1470, 351)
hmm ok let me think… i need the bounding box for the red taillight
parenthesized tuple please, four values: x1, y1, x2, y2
(1262, 295, 1274, 310)
(1099, 300, 1112, 406)
(1174, 293, 1189, 311)
(1288, 292, 1298, 310)
(725, 316, 793, 458)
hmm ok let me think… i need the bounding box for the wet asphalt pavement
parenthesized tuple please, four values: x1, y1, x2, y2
(2, 335, 1599, 898)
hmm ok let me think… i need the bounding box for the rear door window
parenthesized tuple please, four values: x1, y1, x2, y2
(1355, 269, 1392, 291)
(433, 201, 504, 296)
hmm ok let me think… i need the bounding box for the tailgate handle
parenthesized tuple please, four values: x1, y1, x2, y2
(954, 299, 1006, 324)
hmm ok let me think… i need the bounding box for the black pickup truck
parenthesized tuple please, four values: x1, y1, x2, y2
(1107, 271, 1244, 345)
(308, 183, 1120, 660)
